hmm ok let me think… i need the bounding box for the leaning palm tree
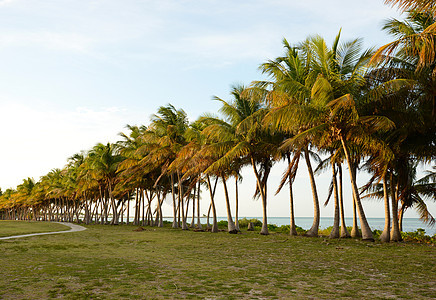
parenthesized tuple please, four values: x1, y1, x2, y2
(366, 10, 436, 240)
(200, 116, 240, 234)
(258, 39, 325, 237)
(87, 143, 124, 225)
(266, 32, 395, 240)
(139, 104, 189, 229)
(205, 85, 281, 235)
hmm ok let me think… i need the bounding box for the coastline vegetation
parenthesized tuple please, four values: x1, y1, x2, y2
(0, 0, 435, 244)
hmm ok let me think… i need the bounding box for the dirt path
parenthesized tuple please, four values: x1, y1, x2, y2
(0, 222, 87, 240)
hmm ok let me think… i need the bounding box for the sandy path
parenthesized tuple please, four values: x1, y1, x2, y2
(0, 222, 87, 240)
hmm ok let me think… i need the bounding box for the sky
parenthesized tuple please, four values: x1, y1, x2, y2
(0, 0, 434, 222)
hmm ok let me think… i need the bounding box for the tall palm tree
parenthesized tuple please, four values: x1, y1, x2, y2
(205, 85, 281, 235)
(258, 45, 312, 236)
(264, 32, 394, 240)
(139, 104, 189, 229)
(367, 10, 436, 240)
(87, 143, 124, 225)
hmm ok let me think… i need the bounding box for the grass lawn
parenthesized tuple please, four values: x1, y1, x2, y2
(0, 220, 70, 237)
(0, 222, 435, 299)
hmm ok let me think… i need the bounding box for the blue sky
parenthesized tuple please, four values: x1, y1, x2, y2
(2, 0, 433, 222)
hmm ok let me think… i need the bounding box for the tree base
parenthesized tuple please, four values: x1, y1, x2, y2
(305, 230, 318, 237)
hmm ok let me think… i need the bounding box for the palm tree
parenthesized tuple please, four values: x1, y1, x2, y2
(384, 0, 436, 16)
(205, 85, 281, 235)
(265, 32, 396, 240)
(87, 143, 124, 225)
(371, 9, 436, 117)
(139, 104, 189, 229)
(366, 10, 436, 240)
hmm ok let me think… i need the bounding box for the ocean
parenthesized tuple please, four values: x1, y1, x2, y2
(163, 216, 436, 236)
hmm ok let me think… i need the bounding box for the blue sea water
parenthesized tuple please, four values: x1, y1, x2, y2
(163, 216, 436, 236)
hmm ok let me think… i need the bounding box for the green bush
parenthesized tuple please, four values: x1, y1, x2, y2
(372, 229, 382, 239)
(267, 224, 278, 230)
(217, 220, 228, 229)
(402, 229, 436, 244)
(238, 218, 262, 228)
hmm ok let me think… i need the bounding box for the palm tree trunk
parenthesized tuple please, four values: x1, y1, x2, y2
(380, 173, 390, 242)
(190, 185, 196, 228)
(134, 188, 140, 225)
(221, 175, 237, 233)
(206, 175, 218, 233)
(206, 203, 211, 229)
(250, 157, 268, 235)
(108, 181, 119, 225)
(196, 180, 202, 230)
(390, 174, 402, 241)
(286, 153, 298, 236)
(171, 174, 178, 229)
(178, 172, 189, 230)
(350, 191, 360, 238)
(338, 164, 350, 238)
(142, 190, 146, 226)
(340, 136, 373, 241)
(156, 189, 164, 227)
(398, 204, 405, 232)
(329, 162, 340, 239)
(145, 190, 154, 226)
(127, 192, 130, 225)
(304, 149, 319, 237)
(235, 176, 240, 231)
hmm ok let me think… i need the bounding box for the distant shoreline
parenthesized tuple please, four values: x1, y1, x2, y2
(161, 216, 436, 235)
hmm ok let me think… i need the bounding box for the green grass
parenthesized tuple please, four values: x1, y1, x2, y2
(0, 220, 70, 237)
(0, 222, 435, 299)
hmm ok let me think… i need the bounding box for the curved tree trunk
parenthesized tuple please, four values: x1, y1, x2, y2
(156, 189, 164, 227)
(251, 157, 269, 235)
(398, 204, 405, 232)
(221, 175, 237, 234)
(304, 149, 320, 237)
(171, 174, 178, 229)
(329, 162, 340, 239)
(390, 174, 402, 241)
(286, 153, 298, 236)
(206, 203, 211, 229)
(235, 176, 240, 232)
(380, 174, 391, 242)
(341, 137, 373, 241)
(196, 180, 202, 230)
(338, 164, 350, 238)
(206, 175, 218, 233)
(190, 184, 196, 228)
(178, 172, 189, 230)
(349, 166, 361, 238)
(126, 192, 130, 225)
(350, 194, 360, 238)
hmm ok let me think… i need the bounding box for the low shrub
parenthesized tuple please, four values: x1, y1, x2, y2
(217, 220, 228, 229)
(402, 229, 436, 244)
(238, 218, 262, 228)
